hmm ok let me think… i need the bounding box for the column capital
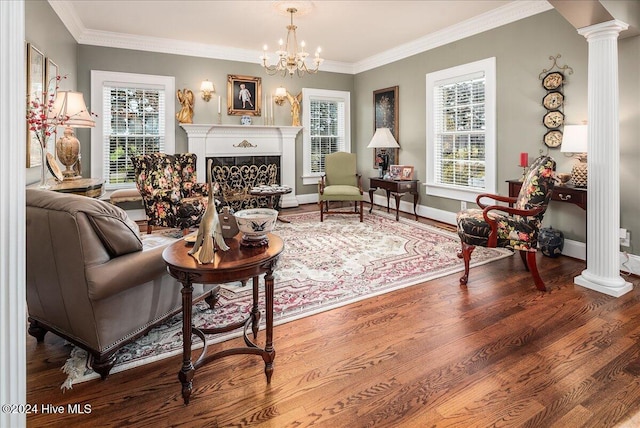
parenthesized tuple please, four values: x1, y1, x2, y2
(577, 19, 629, 39)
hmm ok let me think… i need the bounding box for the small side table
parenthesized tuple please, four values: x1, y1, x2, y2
(368, 177, 419, 221)
(249, 185, 293, 223)
(31, 177, 104, 198)
(162, 234, 284, 405)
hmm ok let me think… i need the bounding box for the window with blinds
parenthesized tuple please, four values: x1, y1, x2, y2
(302, 88, 350, 185)
(425, 57, 496, 201)
(102, 86, 165, 188)
(91, 71, 175, 191)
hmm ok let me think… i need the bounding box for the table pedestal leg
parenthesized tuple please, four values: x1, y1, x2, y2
(368, 188, 376, 213)
(179, 280, 194, 405)
(251, 276, 260, 339)
(263, 265, 276, 383)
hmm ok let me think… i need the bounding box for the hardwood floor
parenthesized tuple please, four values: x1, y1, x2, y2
(26, 204, 640, 427)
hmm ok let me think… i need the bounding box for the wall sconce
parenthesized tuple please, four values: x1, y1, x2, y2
(274, 86, 287, 106)
(200, 80, 215, 102)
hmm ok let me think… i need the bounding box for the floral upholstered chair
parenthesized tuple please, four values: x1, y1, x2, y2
(456, 155, 556, 291)
(131, 153, 208, 234)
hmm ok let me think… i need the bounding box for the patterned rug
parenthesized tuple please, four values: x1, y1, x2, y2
(61, 209, 511, 389)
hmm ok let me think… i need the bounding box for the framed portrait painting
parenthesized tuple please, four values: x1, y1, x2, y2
(372, 86, 399, 168)
(227, 74, 262, 116)
(26, 43, 45, 168)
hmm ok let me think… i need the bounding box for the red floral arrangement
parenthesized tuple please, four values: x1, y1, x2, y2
(26, 75, 69, 150)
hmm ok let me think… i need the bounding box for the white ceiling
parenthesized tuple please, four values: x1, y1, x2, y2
(49, 0, 553, 73)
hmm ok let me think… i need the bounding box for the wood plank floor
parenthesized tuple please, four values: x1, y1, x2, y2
(26, 204, 640, 427)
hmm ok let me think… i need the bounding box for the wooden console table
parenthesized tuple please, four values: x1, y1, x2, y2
(507, 179, 586, 210)
(368, 177, 419, 221)
(162, 234, 284, 405)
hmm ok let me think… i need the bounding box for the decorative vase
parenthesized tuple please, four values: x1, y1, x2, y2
(38, 145, 50, 189)
(539, 227, 564, 258)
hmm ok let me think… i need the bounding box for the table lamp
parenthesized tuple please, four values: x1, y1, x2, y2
(367, 128, 399, 178)
(50, 91, 95, 180)
(560, 124, 588, 188)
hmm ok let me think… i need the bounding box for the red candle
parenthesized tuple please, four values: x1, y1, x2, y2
(520, 152, 528, 167)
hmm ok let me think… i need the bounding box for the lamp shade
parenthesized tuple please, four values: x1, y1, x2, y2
(561, 125, 587, 153)
(200, 80, 214, 92)
(49, 91, 95, 128)
(275, 86, 287, 98)
(367, 128, 399, 149)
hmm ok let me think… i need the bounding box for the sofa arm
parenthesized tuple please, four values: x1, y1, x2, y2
(85, 243, 173, 301)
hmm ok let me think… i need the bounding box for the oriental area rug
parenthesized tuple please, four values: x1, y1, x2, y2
(61, 209, 511, 390)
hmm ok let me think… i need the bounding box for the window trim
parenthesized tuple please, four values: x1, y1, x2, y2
(90, 70, 175, 190)
(301, 88, 351, 186)
(425, 57, 496, 202)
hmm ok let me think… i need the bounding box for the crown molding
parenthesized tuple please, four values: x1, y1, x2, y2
(50, 0, 551, 76)
(353, 0, 553, 73)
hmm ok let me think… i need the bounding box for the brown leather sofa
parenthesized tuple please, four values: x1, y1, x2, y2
(26, 189, 216, 378)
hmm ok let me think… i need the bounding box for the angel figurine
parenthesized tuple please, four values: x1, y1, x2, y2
(286, 91, 302, 127)
(176, 88, 194, 124)
(188, 160, 229, 264)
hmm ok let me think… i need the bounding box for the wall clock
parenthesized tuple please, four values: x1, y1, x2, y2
(542, 91, 564, 110)
(544, 130, 563, 148)
(543, 110, 565, 129)
(542, 72, 564, 90)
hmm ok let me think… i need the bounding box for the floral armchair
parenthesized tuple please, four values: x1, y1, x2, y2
(131, 153, 208, 234)
(456, 155, 556, 291)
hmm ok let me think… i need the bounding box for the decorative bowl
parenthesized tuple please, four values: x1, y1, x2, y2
(233, 208, 278, 247)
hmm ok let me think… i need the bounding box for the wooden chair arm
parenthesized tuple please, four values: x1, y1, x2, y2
(476, 193, 517, 209)
(318, 175, 326, 194)
(356, 174, 363, 194)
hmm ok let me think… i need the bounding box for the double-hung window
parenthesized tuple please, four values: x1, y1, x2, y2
(425, 57, 496, 201)
(301, 88, 350, 185)
(91, 71, 175, 190)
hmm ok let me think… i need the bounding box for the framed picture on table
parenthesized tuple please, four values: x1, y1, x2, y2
(372, 86, 399, 168)
(227, 74, 262, 116)
(389, 165, 414, 180)
(26, 43, 45, 168)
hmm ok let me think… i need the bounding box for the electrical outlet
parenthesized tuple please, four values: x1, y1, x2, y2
(461, 201, 467, 211)
(620, 231, 631, 247)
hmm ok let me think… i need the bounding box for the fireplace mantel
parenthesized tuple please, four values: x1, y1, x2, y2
(181, 124, 302, 207)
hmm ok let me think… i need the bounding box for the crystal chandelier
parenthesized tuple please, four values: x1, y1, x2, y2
(261, 7, 324, 77)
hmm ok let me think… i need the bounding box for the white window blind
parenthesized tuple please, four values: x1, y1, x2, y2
(102, 85, 165, 188)
(426, 57, 496, 201)
(91, 71, 175, 191)
(302, 88, 350, 185)
(309, 98, 345, 173)
(434, 76, 486, 188)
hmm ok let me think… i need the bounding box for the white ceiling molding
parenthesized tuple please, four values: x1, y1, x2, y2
(353, 0, 554, 74)
(49, 0, 552, 75)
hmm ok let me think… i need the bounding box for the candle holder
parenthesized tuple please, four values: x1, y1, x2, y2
(520, 165, 528, 181)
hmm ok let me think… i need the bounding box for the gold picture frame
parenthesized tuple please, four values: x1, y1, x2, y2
(373, 86, 399, 168)
(227, 74, 262, 116)
(26, 43, 45, 168)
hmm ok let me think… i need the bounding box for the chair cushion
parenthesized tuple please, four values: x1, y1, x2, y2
(457, 208, 540, 251)
(320, 185, 363, 201)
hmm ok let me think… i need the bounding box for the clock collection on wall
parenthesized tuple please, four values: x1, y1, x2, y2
(539, 55, 573, 149)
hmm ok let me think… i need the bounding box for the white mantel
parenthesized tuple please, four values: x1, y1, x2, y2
(180, 124, 302, 207)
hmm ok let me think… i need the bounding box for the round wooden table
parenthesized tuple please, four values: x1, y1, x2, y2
(162, 233, 284, 404)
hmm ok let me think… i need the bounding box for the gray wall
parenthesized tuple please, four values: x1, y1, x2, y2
(26, 3, 640, 255)
(75, 45, 354, 196)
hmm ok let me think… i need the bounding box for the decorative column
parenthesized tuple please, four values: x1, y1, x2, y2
(574, 20, 631, 297)
(1, 0, 27, 427)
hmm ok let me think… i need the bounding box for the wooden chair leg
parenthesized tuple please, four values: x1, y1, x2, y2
(147, 223, 153, 234)
(457, 242, 475, 285)
(526, 251, 546, 291)
(519, 250, 530, 271)
(359, 201, 363, 222)
(319, 200, 324, 222)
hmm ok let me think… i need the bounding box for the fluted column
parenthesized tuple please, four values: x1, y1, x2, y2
(574, 20, 631, 297)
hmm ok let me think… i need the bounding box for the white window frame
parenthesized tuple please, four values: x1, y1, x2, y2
(425, 57, 496, 202)
(301, 88, 351, 185)
(91, 70, 175, 190)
